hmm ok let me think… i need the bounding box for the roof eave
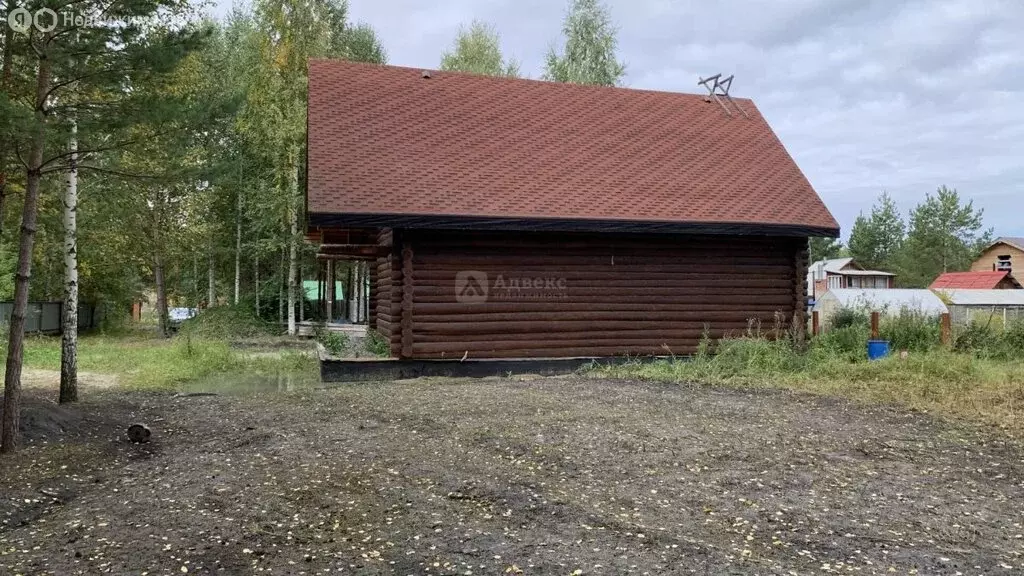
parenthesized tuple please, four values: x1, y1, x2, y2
(308, 212, 840, 238)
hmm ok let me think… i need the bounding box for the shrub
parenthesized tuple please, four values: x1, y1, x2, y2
(1002, 320, 1024, 359)
(830, 307, 869, 330)
(365, 329, 391, 357)
(179, 305, 276, 339)
(880, 309, 940, 352)
(812, 324, 870, 361)
(313, 325, 348, 357)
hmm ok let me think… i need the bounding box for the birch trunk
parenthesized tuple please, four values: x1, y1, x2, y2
(298, 263, 305, 322)
(286, 145, 299, 335)
(254, 250, 260, 316)
(59, 121, 79, 404)
(278, 245, 285, 327)
(2, 56, 52, 453)
(207, 248, 215, 307)
(234, 188, 241, 304)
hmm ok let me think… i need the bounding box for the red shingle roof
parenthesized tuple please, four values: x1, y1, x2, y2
(930, 271, 1015, 290)
(307, 60, 839, 235)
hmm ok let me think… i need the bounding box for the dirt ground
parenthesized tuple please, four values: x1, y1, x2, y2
(1, 377, 1023, 575)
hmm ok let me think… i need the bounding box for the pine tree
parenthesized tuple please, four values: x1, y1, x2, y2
(847, 192, 906, 271)
(1, 1, 207, 450)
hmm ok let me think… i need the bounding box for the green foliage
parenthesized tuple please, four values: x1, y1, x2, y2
(440, 21, 519, 77)
(847, 192, 905, 272)
(178, 305, 276, 339)
(593, 331, 1024, 432)
(320, 331, 348, 357)
(544, 0, 625, 86)
(897, 186, 993, 287)
(338, 23, 388, 64)
(879, 309, 940, 352)
(809, 237, 843, 262)
(954, 318, 1024, 360)
(0, 241, 14, 300)
(830, 307, 869, 330)
(813, 325, 870, 361)
(364, 329, 390, 357)
(312, 322, 348, 356)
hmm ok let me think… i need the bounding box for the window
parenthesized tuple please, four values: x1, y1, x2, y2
(996, 255, 1012, 272)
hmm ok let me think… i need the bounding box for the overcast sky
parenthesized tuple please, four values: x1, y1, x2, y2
(216, 0, 1024, 239)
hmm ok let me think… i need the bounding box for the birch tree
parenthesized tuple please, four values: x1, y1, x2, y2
(1, 3, 206, 450)
(544, 0, 625, 86)
(440, 21, 519, 77)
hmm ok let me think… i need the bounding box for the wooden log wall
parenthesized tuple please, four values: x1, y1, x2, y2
(381, 229, 804, 359)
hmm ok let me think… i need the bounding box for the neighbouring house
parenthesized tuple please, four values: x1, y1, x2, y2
(938, 289, 1024, 326)
(930, 271, 1022, 290)
(812, 289, 948, 328)
(305, 61, 839, 359)
(806, 257, 895, 302)
(971, 237, 1024, 283)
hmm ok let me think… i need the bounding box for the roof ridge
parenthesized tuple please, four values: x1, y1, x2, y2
(307, 59, 758, 104)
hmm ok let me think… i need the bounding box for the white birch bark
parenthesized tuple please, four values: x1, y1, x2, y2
(286, 145, 299, 335)
(234, 188, 241, 304)
(59, 121, 78, 404)
(207, 248, 215, 307)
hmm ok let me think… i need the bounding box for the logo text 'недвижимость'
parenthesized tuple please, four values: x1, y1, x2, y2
(456, 271, 568, 303)
(7, 6, 151, 34)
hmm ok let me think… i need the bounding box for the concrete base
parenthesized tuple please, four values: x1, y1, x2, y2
(319, 356, 635, 383)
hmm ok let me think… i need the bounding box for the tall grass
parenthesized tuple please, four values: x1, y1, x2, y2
(178, 305, 277, 339)
(594, 320, 1024, 434)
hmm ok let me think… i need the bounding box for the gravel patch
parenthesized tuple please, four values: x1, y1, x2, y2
(1, 377, 1022, 574)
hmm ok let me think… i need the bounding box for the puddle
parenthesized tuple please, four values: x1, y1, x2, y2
(179, 372, 320, 395)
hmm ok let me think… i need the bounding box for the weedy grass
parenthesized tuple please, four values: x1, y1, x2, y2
(178, 305, 277, 339)
(364, 329, 391, 357)
(18, 333, 317, 390)
(594, 329, 1024, 434)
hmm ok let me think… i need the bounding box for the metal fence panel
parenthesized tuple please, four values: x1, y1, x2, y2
(0, 301, 99, 334)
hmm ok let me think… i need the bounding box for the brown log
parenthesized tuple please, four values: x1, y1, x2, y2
(940, 313, 952, 346)
(400, 240, 413, 358)
(413, 320, 770, 334)
(414, 345, 702, 359)
(413, 327, 749, 343)
(412, 271, 793, 287)
(870, 312, 880, 340)
(411, 295, 795, 306)
(411, 285, 793, 297)
(812, 311, 820, 336)
(411, 311, 783, 323)
(411, 302, 793, 314)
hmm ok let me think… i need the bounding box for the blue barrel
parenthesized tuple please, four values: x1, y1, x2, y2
(867, 340, 890, 361)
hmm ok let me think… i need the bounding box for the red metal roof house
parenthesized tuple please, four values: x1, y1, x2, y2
(930, 271, 1022, 290)
(306, 61, 840, 359)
